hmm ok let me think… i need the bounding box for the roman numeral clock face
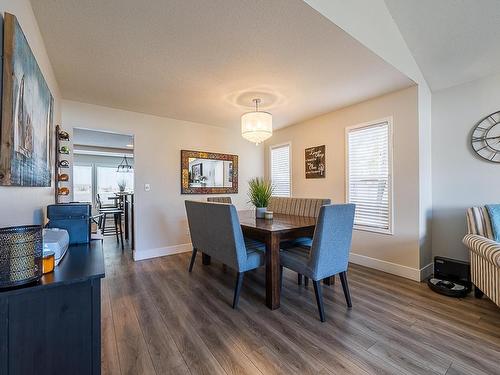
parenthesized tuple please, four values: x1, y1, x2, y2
(471, 111, 500, 163)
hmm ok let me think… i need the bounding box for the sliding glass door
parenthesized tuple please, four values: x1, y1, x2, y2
(73, 163, 134, 209)
(73, 165, 93, 203)
(96, 166, 134, 201)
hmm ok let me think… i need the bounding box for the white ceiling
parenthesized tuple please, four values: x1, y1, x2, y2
(385, 0, 500, 91)
(73, 128, 134, 149)
(31, 0, 413, 130)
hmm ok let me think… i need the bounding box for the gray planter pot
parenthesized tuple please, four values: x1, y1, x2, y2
(255, 207, 267, 219)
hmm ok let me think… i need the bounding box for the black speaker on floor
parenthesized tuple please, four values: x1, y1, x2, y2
(427, 256, 471, 298)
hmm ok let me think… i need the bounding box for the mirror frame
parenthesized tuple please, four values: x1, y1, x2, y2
(181, 150, 238, 194)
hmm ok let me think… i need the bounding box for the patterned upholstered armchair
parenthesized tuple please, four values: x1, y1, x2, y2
(463, 207, 500, 307)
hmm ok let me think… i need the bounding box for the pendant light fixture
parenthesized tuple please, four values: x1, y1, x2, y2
(241, 98, 272, 145)
(117, 155, 133, 173)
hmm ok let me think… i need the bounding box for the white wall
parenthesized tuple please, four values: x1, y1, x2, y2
(62, 100, 264, 260)
(0, 0, 61, 227)
(432, 73, 500, 261)
(264, 86, 427, 279)
(304, 0, 427, 88)
(303, 0, 434, 273)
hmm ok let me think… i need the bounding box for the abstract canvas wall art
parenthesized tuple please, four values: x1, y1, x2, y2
(0, 13, 53, 186)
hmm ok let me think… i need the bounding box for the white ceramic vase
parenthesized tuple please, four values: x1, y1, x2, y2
(255, 207, 267, 219)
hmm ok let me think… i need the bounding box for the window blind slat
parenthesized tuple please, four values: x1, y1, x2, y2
(271, 144, 291, 197)
(347, 121, 391, 232)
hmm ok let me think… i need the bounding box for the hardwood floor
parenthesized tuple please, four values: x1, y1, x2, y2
(101, 239, 500, 375)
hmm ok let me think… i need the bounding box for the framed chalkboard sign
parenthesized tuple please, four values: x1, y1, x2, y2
(305, 145, 325, 179)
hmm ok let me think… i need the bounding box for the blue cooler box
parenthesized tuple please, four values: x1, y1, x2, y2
(46, 203, 92, 244)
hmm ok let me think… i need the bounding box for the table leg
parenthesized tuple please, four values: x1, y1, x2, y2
(131, 194, 135, 250)
(124, 195, 129, 240)
(202, 253, 211, 265)
(265, 232, 281, 310)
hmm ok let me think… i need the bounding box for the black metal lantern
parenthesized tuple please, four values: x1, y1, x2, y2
(0, 225, 43, 288)
(117, 155, 133, 173)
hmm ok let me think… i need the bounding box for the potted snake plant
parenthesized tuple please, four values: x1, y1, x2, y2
(248, 177, 274, 218)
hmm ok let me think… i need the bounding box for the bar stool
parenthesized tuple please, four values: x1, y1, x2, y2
(98, 208, 124, 251)
(96, 193, 117, 209)
(95, 194, 125, 250)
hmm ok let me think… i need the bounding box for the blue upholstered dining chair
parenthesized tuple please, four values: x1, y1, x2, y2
(280, 204, 355, 321)
(185, 200, 266, 308)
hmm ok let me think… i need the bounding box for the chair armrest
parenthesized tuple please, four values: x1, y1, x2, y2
(463, 234, 500, 267)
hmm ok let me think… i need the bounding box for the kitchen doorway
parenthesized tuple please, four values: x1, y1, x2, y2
(72, 128, 135, 251)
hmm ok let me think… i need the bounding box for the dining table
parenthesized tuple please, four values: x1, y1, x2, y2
(238, 210, 317, 310)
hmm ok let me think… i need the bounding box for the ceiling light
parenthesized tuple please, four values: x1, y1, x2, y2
(126, 144, 134, 148)
(241, 98, 272, 145)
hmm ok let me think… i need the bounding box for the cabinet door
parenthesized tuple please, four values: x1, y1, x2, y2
(8, 282, 92, 375)
(0, 298, 7, 375)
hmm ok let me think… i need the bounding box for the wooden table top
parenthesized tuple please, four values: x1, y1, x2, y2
(238, 210, 316, 232)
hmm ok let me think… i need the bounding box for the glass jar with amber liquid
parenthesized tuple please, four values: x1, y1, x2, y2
(42, 250, 55, 274)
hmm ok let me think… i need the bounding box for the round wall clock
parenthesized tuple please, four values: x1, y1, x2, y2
(471, 110, 500, 163)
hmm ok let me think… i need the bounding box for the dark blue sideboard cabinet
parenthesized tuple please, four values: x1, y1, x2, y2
(0, 241, 105, 375)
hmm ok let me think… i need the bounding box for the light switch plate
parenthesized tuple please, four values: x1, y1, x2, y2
(144, 183, 151, 191)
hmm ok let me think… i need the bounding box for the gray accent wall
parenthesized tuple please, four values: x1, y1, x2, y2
(432, 73, 500, 261)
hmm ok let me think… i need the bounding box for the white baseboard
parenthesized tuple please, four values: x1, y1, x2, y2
(349, 252, 432, 282)
(133, 243, 192, 261)
(419, 262, 434, 280)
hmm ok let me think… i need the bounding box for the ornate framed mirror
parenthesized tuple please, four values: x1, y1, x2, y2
(181, 150, 238, 194)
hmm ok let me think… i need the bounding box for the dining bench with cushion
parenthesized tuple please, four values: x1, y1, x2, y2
(185, 200, 265, 308)
(207, 197, 232, 204)
(268, 196, 330, 248)
(268, 197, 331, 219)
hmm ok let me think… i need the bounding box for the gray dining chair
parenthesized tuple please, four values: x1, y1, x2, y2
(280, 204, 355, 321)
(207, 197, 232, 204)
(185, 200, 266, 308)
(270, 197, 331, 286)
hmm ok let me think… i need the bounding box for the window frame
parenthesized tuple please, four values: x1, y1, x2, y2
(345, 117, 394, 235)
(269, 141, 292, 197)
(72, 163, 94, 204)
(95, 163, 133, 200)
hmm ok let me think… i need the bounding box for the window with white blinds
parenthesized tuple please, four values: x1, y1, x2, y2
(346, 119, 392, 234)
(270, 143, 291, 197)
